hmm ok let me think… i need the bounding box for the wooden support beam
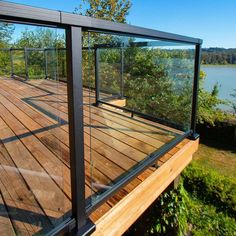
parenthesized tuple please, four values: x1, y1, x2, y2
(92, 139, 199, 236)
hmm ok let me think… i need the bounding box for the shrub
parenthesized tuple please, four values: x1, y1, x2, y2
(188, 198, 236, 236)
(182, 163, 236, 217)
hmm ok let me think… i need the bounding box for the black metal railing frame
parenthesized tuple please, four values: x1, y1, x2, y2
(0, 1, 202, 235)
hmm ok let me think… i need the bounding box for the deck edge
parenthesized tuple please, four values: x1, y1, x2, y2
(92, 139, 199, 236)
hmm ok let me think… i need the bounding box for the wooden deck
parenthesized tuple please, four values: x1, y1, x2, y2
(0, 76, 195, 235)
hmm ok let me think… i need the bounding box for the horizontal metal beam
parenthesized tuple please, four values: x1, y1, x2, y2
(0, 1, 202, 44)
(0, 1, 61, 26)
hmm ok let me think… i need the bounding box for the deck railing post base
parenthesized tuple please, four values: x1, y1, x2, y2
(188, 132, 200, 140)
(73, 219, 95, 236)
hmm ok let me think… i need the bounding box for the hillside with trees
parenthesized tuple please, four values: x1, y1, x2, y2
(201, 47, 236, 65)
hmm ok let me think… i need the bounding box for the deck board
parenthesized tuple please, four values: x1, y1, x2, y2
(0, 76, 187, 235)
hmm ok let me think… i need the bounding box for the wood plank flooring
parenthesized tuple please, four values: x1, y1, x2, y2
(0, 76, 183, 235)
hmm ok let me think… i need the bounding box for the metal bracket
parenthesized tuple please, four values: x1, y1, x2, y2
(188, 132, 200, 140)
(74, 219, 96, 236)
(68, 219, 76, 232)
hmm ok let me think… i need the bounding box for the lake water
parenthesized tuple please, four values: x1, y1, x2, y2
(201, 65, 236, 112)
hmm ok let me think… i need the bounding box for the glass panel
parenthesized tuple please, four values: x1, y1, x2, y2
(82, 32, 96, 205)
(12, 49, 26, 78)
(57, 48, 67, 81)
(0, 49, 11, 75)
(27, 49, 45, 79)
(97, 38, 195, 131)
(0, 22, 71, 234)
(46, 49, 58, 80)
(82, 30, 196, 208)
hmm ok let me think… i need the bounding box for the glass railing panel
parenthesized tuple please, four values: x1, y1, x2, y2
(83, 30, 196, 209)
(94, 35, 195, 131)
(27, 49, 45, 79)
(45, 49, 58, 80)
(57, 48, 67, 81)
(12, 49, 26, 78)
(123, 41, 195, 131)
(98, 47, 122, 97)
(0, 22, 71, 234)
(0, 49, 11, 76)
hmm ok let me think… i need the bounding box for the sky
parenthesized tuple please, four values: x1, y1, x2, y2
(4, 0, 236, 48)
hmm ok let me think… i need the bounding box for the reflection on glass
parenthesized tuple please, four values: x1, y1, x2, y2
(82, 30, 195, 208)
(96, 39, 195, 131)
(0, 22, 71, 234)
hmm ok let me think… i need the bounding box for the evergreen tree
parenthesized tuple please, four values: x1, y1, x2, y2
(75, 0, 131, 23)
(0, 23, 14, 75)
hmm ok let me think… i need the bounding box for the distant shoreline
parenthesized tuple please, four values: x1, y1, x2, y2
(201, 64, 236, 67)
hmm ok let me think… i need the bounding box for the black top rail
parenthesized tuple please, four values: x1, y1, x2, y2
(0, 1, 202, 45)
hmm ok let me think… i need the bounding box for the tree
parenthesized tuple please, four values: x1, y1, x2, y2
(197, 71, 228, 125)
(78, 0, 132, 88)
(0, 22, 14, 47)
(0, 23, 15, 75)
(75, 0, 131, 23)
(16, 27, 65, 48)
(13, 27, 66, 79)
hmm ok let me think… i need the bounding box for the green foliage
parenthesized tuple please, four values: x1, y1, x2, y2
(0, 23, 15, 75)
(15, 27, 65, 48)
(197, 71, 228, 125)
(11, 27, 66, 79)
(0, 50, 11, 75)
(76, 0, 131, 23)
(146, 168, 236, 236)
(187, 196, 236, 236)
(182, 163, 236, 217)
(0, 22, 14, 46)
(124, 48, 194, 130)
(80, 0, 131, 88)
(230, 89, 236, 113)
(150, 184, 189, 236)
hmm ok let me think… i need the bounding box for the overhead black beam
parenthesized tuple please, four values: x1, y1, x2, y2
(0, 1, 202, 44)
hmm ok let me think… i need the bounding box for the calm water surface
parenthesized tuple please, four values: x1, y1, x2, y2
(201, 65, 236, 111)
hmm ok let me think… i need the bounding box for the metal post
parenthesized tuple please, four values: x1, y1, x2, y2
(120, 44, 124, 98)
(44, 49, 48, 79)
(24, 48, 29, 80)
(190, 43, 201, 140)
(66, 26, 95, 235)
(94, 46, 100, 106)
(10, 48, 14, 77)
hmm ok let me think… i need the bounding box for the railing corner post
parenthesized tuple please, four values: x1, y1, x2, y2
(66, 25, 95, 235)
(189, 43, 202, 140)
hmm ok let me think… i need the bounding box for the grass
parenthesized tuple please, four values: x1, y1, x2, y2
(186, 193, 236, 236)
(193, 140, 236, 179)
